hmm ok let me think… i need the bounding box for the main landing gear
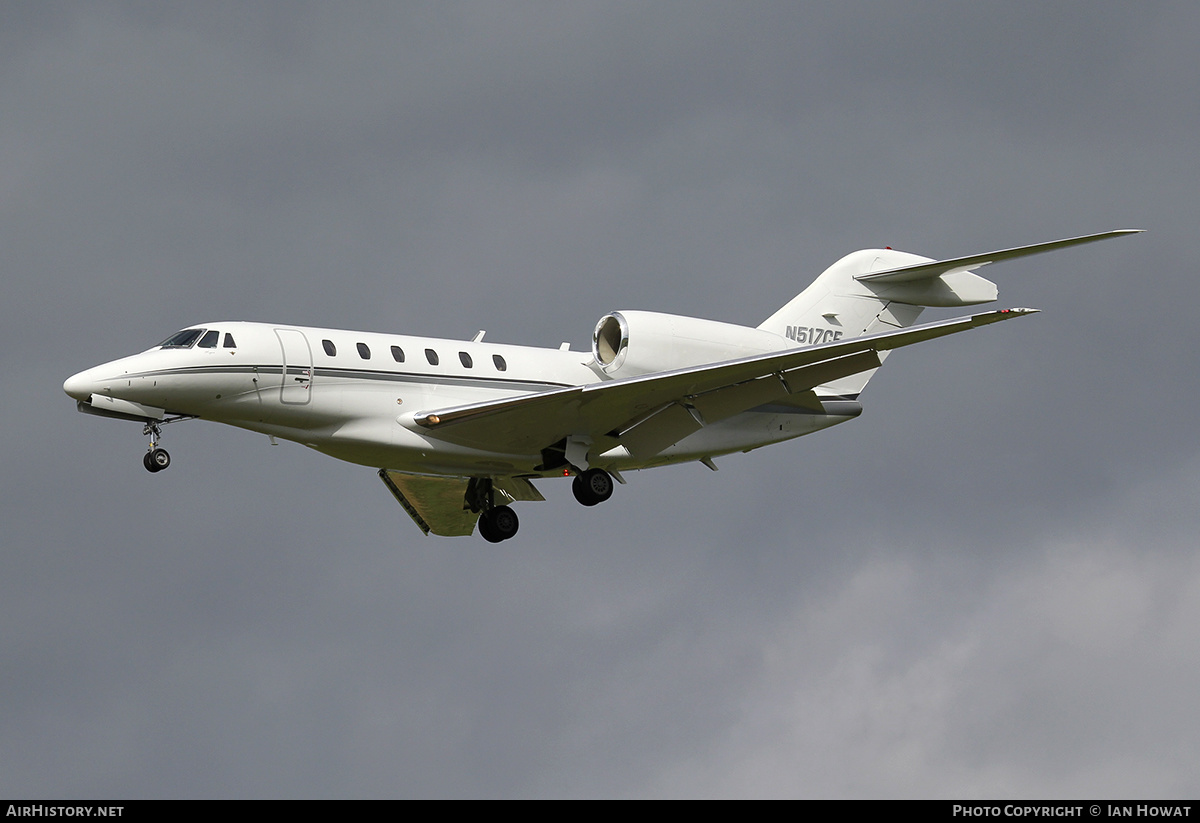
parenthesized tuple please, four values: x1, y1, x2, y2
(141, 421, 170, 473)
(572, 468, 614, 507)
(467, 477, 520, 543)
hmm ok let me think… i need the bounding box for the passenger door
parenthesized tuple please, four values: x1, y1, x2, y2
(275, 329, 313, 405)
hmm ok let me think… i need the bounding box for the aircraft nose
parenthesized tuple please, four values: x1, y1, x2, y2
(63, 368, 99, 402)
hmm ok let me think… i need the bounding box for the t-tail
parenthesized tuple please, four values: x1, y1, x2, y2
(757, 229, 1142, 396)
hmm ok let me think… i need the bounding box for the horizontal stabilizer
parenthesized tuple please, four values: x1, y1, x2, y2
(856, 229, 1142, 284)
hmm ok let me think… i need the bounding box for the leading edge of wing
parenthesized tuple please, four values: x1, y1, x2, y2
(410, 308, 1039, 454)
(856, 229, 1143, 284)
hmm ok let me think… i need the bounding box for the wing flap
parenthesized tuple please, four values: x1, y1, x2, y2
(493, 476, 546, 502)
(689, 373, 791, 423)
(618, 403, 703, 458)
(379, 469, 477, 537)
(778, 349, 882, 394)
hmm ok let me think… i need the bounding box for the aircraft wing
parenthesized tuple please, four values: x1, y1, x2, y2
(411, 308, 1038, 457)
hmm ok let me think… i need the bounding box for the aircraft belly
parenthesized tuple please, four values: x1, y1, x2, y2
(206, 372, 543, 473)
(310, 378, 542, 472)
(312, 419, 542, 475)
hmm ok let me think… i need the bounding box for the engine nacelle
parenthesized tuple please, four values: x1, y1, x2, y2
(592, 310, 786, 377)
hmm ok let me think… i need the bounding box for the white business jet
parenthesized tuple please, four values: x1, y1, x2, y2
(64, 230, 1138, 541)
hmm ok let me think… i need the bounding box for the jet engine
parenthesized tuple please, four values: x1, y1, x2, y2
(592, 310, 786, 377)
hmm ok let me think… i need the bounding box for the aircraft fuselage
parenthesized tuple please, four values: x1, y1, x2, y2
(63, 321, 854, 478)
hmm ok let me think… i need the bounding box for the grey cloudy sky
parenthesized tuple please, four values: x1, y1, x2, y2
(3, 1, 1198, 798)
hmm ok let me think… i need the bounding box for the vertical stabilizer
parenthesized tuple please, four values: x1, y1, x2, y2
(758, 248, 998, 395)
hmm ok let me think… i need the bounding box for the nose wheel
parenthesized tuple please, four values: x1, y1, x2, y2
(142, 421, 171, 473)
(143, 448, 171, 473)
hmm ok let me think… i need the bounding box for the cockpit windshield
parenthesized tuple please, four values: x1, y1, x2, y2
(159, 328, 206, 349)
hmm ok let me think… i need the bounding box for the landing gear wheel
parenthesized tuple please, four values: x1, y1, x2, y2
(143, 448, 171, 473)
(151, 448, 171, 471)
(150, 448, 170, 472)
(572, 468, 614, 506)
(478, 513, 502, 543)
(480, 505, 519, 542)
(141, 421, 171, 473)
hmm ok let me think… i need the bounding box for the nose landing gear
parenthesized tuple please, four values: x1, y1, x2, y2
(143, 448, 170, 473)
(142, 421, 170, 473)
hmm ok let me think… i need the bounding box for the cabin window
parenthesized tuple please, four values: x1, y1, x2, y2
(223, 333, 237, 349)
(492, 354, 507, 372)
(459, 352, 473, 368)
(357, 342, 371, 360)
(198, 330, 220, 349)
(322, 339, 336, 357)
(391, 346, 405, 363)
(425, 349, 439, 366)
(160, 329, 204, 349)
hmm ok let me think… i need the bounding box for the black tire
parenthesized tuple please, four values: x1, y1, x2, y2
(143, 451, 159, 473)
(487, 506, 520, 541)
(572, 468, 613, 506)
(150, 448, 171, 471)
(478, 513, 503, 543)
(572, 474, 589, 505)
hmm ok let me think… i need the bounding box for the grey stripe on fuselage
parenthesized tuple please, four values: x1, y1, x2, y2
(123, 365, 862, 415)
(122, 364, 573, 393)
